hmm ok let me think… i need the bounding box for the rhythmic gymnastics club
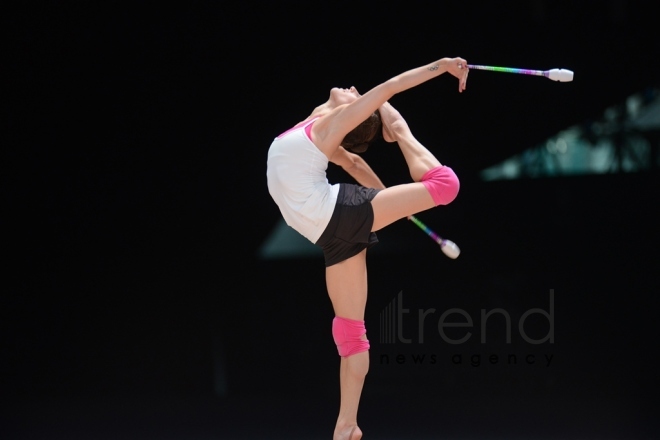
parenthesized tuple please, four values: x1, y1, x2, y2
(408, 215, 460, 259)
(459, 63, 574, 82)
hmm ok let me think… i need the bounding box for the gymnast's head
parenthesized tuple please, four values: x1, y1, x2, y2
(329, 86, 361, 106)
(327, 86, 381, 153)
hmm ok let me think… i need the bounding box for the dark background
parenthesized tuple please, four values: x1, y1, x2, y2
(3, 1, 659, 439)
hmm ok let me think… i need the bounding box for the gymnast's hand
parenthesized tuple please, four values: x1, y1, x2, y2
(446, 57, 469, 93)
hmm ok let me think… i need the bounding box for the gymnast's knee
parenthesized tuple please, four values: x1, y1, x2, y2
(421, 165, 460, 206)
(332, 316, 370, 358)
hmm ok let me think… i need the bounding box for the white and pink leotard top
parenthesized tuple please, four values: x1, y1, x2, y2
(267, 118, 339, 244)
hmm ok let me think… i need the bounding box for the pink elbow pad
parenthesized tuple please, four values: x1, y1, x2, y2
(421, 166, 460, 206)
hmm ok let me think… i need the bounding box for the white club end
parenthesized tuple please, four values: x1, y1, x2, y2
(440, 240, 461, 259)
(547, 68, 574, 82)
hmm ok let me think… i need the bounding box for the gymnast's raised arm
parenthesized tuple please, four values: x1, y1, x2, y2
(311, 56, 469, 159)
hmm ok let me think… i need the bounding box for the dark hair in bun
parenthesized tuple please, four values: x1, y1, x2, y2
(341, 110, 381, 154)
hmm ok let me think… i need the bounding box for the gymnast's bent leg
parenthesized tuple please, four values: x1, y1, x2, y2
(371, 102, 459, 231)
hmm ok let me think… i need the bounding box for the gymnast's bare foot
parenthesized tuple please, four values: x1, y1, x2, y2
(379, 101, 409, 143)
(334, 424, 362, 440)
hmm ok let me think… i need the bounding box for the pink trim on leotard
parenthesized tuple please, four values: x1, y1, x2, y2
(276, 117, 320, 140)
(304, 120, 314, 139)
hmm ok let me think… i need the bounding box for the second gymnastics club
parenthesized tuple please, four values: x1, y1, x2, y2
(408, 215, 460, 259)
(459, 63, 574, 82)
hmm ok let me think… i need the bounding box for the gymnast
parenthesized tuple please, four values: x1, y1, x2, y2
(267, 56, 468, 440)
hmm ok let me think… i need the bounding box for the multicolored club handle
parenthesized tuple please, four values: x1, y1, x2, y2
(408, 215, 460, 259)
(460, 64, 574, 82)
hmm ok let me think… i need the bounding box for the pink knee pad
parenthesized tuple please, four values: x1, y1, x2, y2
(421, 166, 460, 206)
(332, 316, 370, 357)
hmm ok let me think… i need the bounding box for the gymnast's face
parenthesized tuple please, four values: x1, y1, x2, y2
(330, 86, 360, 106)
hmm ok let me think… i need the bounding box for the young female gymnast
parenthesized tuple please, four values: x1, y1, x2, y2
(267, 56, 468, 440)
